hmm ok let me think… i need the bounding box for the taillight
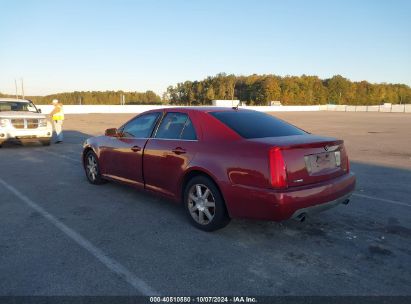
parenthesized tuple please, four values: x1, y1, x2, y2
(341, 143, 350, 173)
(269, 147, 287, 188)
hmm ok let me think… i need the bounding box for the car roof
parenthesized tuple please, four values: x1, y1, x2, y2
(162, 106, 250, 113)
(0, 98, 31, 103)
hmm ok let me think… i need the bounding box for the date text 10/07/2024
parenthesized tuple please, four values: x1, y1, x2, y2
(149, 297, 258, 303)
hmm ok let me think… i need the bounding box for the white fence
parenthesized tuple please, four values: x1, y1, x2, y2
(38, 105, 172, 114)
(37, 104, 411, 114)
(38, 105, 322, 114)
(323, 104, 411, 113)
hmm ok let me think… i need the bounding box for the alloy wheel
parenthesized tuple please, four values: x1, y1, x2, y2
(86, 154, 98, 182)
(187, 184, 216, 225)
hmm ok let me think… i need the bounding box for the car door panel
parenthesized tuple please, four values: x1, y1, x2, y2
(144, 139, 197, 198)
(143, 112, 198, 199)
(99, 112, 161, 187)
(102, 137, 147, 187)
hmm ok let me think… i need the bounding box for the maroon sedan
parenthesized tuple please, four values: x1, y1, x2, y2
(82, 107, 355, 231)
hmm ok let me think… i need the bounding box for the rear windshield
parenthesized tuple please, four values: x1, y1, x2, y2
(210, 110, 306, 139)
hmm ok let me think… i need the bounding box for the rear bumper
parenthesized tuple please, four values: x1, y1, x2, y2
(290, 191, 352, 220)
(224, 172, 356, 221)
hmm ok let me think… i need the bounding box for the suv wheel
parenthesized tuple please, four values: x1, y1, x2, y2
(184, 176, 230, 231)
(40, 140, 51, 146)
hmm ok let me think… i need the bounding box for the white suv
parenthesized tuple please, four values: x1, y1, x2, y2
(0, 98, 53, 147)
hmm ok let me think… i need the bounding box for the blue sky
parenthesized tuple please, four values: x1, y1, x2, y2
(1, 0, 410, 96)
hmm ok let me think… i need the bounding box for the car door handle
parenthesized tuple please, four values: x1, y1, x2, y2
(131, 146, 141, 152)
(172, 147, 186, 155)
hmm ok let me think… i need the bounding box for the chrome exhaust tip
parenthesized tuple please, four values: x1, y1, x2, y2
(294, 213, 306, 223)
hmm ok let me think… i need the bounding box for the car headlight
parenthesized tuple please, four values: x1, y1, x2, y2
(38, 118, 47, 127)
(0, 118, 9, 128)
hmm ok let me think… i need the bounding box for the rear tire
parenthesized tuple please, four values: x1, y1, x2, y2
(84, 150, 106, 185)
(183, 176, 230, 231)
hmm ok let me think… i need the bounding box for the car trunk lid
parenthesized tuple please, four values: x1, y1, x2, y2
(252, 135, 349, 187)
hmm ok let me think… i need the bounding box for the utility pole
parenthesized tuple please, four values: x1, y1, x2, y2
(14, 79, 18, 99)
(21, 78, 25, 99)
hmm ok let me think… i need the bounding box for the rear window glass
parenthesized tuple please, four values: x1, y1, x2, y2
(210, 111, 306, 139)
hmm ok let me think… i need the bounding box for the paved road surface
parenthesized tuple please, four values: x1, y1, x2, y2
(0, 112, 410, 295)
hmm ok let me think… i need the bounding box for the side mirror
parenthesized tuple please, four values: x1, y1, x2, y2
(37, 109, 42, 113)
(105, 128, 119, 137)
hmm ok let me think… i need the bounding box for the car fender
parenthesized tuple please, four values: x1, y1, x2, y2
(82, 138, 100, 164)
(178, 164, 232, 209)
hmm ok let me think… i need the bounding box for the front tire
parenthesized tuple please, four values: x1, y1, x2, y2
(84, 150, 106, 185)
(40, 140, 51, 146)
(183, 176, 230, 231)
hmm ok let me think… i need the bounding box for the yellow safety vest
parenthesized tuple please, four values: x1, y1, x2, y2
(52, 105, 65, 121)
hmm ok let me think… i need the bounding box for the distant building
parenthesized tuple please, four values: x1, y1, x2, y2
(212, 100, 240, 107)
(270, 100, 282, 106)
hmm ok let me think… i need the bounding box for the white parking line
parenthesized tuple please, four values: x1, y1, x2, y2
(353, 193, 411, 208)
(0, 177, 158, 296)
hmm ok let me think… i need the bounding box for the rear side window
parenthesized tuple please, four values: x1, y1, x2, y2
(155, 112, 197, 140)
(181, 119, 197, 140)
(210, 111, 306, 139)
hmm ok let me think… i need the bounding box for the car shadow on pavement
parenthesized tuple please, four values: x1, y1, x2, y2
(2, 128, 411, 295)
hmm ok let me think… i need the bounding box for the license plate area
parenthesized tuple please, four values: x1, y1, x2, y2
(305, 151, 340, 175)
(15, 135, 38, 139)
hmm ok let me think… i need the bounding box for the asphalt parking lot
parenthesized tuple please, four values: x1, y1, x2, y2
(0, 111, 410, 296)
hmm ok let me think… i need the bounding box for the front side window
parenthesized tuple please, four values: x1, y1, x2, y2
(155, 112, 197, 140)
(121, 112, 160, 138)
(27, 102, 38, 112)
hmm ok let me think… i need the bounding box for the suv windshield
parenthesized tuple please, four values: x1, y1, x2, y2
(0, 101, 39, 113)
(210, 110, 306, 139)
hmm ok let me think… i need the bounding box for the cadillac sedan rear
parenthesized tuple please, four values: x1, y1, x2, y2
(82, 107, 355, 231)
(200, 110, 356, 224)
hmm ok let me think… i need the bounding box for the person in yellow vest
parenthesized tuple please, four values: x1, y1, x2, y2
(49, 99, 65, 143)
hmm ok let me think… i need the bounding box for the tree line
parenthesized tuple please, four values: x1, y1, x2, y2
(0, 90, 162, 105)
(165, 73, 411, 105)
(1, 74, 410, 105)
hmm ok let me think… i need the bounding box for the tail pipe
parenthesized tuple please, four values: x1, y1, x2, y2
(294, 213, 306, 223)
